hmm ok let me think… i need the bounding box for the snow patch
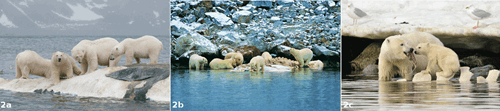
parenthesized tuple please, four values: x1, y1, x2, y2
(153, 10, 159, 18)
(53, 3, 104, 21)
(0, 13, 18, 28)
(129, 20, 134, 24)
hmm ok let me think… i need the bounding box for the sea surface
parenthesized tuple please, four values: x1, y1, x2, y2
(342, 72, 500, 111)
(0, 35, 170, 110)
(171, 68, 340, 111)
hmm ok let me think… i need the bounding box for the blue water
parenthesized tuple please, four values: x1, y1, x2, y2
(0, 36, 170, 110)
(171, 68, 340, 111)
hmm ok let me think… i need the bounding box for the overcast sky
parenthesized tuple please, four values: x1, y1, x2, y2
(0, 0, 170, 36)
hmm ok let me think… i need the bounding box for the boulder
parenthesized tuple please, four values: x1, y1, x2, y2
(235, 45, 261, 63)
(205, 12, 234, 27)
(174, 32, 218, 57)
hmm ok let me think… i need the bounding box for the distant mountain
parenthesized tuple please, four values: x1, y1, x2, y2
(0, 0, 169, 36)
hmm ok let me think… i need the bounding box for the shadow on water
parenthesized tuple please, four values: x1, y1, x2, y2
(342, 72, 500, 110)
(172, 68, 340, 111)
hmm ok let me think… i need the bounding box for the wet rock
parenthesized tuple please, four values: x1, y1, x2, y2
(471, 65, 495, 80)
(205, 12, 234, 26)
(235, 45, 261, 63)
(34, 89, 60, 95)
(174, 32, 218, 57)
(276, 0, 294, 7)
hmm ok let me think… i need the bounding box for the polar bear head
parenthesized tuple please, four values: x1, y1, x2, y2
(71, 49, 85, 63)
(52, 51, 68, 65)
(413, 43, 430, 55)
(110, 43, 125, 61)
(381, 36, 414, 60)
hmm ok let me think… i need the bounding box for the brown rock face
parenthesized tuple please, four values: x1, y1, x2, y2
(235, 45, 261, 63)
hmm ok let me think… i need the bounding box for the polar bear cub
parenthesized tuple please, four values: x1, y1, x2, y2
(224, 52, 244, 67)
(72, 37, 120, 75)
(209, 58, 235, 70)
(189, 54, 208, 70)
(249, 56, 265, 72)
(110, 35, 163, 65)
(414, 43, 460, 81)
(16, 50, 81, 83)
(289, 48, 313, 68)
(261, 52, 273, 64)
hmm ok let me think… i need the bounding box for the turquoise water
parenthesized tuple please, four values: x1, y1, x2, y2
(171, 68, 340, 111)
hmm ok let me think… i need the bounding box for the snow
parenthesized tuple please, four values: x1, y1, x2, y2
(0, 13, 18, 28)
(19, 1, 28, 7)
(271, 16, 280, 21)
(342, 0, 500, 39)
(53, 3, 104, 21)
(153, 10, 159, 18)
(171, 19, 194, 31)
(129, 20, 134, 24)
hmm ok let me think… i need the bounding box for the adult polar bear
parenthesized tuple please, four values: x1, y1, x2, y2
(110, 35, 163, 65)
(71, 37, 121, 75)
(378, 32, 443, 81)
(16, 50, 81, 82)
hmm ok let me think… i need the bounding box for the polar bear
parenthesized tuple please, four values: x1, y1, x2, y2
(308, 60, 324, 70)
(249, 56, 265, 72)
(16, 50, 81, 83)
(71, 37, 121, 75)
(414, 43, 460, 81)
(224, 52, 243, 67)
(110, 35, 163, 65)
(209, 58, 234, 69)
(189, 54, 208, 70)
(289, 48, 313, 68)
(378, 32, 444, 81)
(261, 52, 272, 64)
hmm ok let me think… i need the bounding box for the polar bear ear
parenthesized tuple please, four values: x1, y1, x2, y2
(52, 53, 55, 55)
(425, 42, 430, 46)
(385, 39, 390, 43)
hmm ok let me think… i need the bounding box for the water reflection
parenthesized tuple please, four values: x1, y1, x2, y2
(343, 73, 500, 110)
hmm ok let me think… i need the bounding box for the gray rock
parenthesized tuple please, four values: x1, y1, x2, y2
(314, 5, 327, 15)
(250, 1, 273, 8)
(106, 64, 170, 101)
(205, 12, 234, 26)
(216, 31, 245, 46)
(471, 65, 495, 80)
(171, 20, 193, 36)
(277, 0, 294, 7)
(232, 10, 252, 23)
(312, 45, 338, 57)
(174, 32, 218, 57)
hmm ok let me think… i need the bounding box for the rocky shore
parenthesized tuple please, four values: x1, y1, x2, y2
(171, 0, 341, 69)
